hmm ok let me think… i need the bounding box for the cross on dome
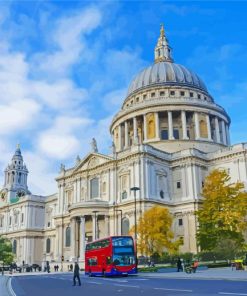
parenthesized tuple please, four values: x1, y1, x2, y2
(154, 24, 173, 63)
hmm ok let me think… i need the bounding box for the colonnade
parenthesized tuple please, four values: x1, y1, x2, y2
(69, 214, 110, 260)
(115, 110, 230, 150)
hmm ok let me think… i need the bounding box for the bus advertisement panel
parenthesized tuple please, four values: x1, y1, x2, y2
(85, 236, 137, 276)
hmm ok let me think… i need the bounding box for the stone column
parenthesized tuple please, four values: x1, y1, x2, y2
(92, 214, 97, 241)
(70, 218, 76, 260)
(168, 111, 174, 140)
(155, 112, 160, 139)
(105, 215, 110, 237)
(215, 117, 220, 143)
(194, 112, 200, 140)
(79, 216, 85, 260)
(221, 120, 227, 145)
(226, 124, 231, 145)
(118, 125, 122, 151)
(143, 114, 147, 141)
(133, 117, 138, 144)
(181, 111, 188, 140)
(124, 121, 128, 148)
(206, 115, 212, 140)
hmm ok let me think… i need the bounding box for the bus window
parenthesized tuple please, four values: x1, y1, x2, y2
(88, 257, 98, 266)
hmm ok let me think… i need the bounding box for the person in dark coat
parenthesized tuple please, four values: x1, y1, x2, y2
(73, 262, 81, 286)
(177, 258, 182, 272)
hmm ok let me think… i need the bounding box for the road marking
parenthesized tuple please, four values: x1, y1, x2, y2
(100, 278, 128, 283)
(86, 281, 102, 285)
(219, 293, 247, 296)
(8, 277, 17, 296)
(135, 278, 149, 281)
(114, 284, 139, 288)
(154, 287, 193, 292)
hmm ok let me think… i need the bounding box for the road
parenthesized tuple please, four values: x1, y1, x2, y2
(10, 273, 247, 296)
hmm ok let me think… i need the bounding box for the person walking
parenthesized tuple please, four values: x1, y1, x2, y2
(73, 262, 81, 286)
(177, 258, 182, 272)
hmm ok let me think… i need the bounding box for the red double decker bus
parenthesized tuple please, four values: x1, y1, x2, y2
(85, 236, 137, 276)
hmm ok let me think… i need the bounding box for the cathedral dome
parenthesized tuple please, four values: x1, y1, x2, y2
(127, 61, 207, 97)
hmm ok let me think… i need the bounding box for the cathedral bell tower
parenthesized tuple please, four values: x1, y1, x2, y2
(1, 145, 31, 203)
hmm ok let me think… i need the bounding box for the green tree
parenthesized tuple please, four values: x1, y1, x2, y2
(196, 169, 247, 251)
(130, 206, 180, 256)
(0, 236, 14, 272)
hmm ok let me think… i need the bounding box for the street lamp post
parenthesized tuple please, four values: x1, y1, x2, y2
(115, 209, 123, 235)
(130, 187, 140, 246)
(92, 211, 99, 240)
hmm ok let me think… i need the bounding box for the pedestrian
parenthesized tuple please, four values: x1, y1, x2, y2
(70, 264, 73, 271)
(181, 258, 184, 271)
(177, 258, 182, 272)
(192, 260, 199, 273)
(73, 262, 81, 286)
(47, 262, 50, 273)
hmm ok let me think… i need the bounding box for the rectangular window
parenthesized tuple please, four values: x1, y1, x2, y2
(143, 94, 147, 100)
(151, 92, 155, 97)
(190, 92, 194, 97)
(21, 213, 24, 223)
(173, 129, 179, 139)
(178, 218, 183, 226)
(136, 97, 139, 102)
(197, 94, 201, 99)
(90, 178, 99, 199)
(170, 91, 175, 96)
(9, 217, 11, 225)
(177, 181, 181, 189)
(161, 129, 168, 140)
(187, 130, 190, 138)
(160, 91, 165, 96)
(179, 237, 184, 245)
(180, 91, 185, 96)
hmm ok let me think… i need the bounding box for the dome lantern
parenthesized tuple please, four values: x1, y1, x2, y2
(154, 24, 173, 63)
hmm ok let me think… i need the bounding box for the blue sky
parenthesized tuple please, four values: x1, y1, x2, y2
(0, 1, 246, 195)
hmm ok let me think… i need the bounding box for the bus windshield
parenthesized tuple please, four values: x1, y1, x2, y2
(112, 237, 135, 266)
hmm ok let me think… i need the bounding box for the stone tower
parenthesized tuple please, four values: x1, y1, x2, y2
(2, 145, 31, 203)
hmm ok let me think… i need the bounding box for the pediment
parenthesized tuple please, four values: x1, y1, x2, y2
(73, 153, 113, 172)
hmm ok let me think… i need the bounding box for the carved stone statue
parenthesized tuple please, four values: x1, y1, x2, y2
(91, 138, 98, 153)
(111, 141, 116, 155)
(60, 164, 65, 173)
(76, 155, 81, 164)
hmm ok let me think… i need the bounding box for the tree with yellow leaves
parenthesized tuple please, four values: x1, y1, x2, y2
(130, 206, 180, 256)
(196, 169, 247, 251)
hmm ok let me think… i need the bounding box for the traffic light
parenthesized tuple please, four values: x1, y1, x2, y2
(61, 256, 64, 262)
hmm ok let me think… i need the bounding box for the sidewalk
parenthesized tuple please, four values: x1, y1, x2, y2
(140, 267, 247, 281)
(0, 276, 10, 296)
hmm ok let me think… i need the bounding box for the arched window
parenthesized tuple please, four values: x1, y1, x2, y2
(12, 240, 17, 254)
(18, 173, 21, 183)
(46, 238, 51, 253)
(122, 218, 130, 236)
(65, 227, 71, 247)
(12, 171, 15, 182)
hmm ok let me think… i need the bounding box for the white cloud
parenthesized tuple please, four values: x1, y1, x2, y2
(34, 7, 102, 76)
(37, 116, 93, 159)
(0, 99, 40, 135)
(24, 152, 57, 195)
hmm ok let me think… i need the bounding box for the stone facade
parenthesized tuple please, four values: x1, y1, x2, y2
(0, 26, 246, 267)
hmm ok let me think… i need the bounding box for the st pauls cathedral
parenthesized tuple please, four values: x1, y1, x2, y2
(0, 26, 246, 267)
